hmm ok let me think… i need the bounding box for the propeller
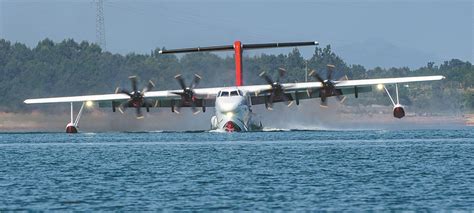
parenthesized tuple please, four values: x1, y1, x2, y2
(172, 74, 202, 114)
(115, 76, 155, 119)
(259, 67, 293, 110)
(308, 64, 346, 107)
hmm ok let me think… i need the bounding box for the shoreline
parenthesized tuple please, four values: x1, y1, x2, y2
(1, 111, 470, 132)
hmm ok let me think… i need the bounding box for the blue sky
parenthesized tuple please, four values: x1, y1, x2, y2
(1, 0, 472, 68)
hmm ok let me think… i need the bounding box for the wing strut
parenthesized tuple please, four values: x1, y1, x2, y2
(66, 102, 86, 133)
(382, 84, 405, 119)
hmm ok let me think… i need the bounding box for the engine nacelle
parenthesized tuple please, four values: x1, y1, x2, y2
(393, 104, 405, 119)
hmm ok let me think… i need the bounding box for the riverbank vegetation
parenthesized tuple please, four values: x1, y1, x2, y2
(0, 38, 472, 113)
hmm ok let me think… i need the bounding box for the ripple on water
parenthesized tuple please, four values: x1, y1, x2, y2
(0, 129, 473, 211)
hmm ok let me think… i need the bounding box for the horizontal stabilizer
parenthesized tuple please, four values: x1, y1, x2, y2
(159, 45, 234, 54)
(159, 41, 318, 54)
(242, 41, 318, 49)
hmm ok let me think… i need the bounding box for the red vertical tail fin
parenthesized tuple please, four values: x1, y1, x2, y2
(159, 41, 318, 87)
(233, 41, 243, 86)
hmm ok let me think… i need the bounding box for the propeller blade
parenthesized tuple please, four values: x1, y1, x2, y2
(268, 91, 276, 109)
(174, 106, 181, 114)
(339, 75, 349, 81)
(115, 76, 155, 117)
(320, 99, 328, 108)
(276, 68, 286, 82)
(129, 76, 138, 92)
(191, 74, 201, 89)
(333, 88, 346, 103)
(287, 100, 294, 107)
(171, 92, 184, 96)
(320, 89, 328, 107)
(278, 68, 287, 77)
(259, 72, 274, 85)
(306, 89, 312, 97)
(115, 87, 132, 96)
(309, 70, 325, 84)
(117, 102, 126, 114)
(191, 103, 200, 115)
(142, 80, 155, 94)
(280, 93, 292, 107)
(119, 100, 132, 113)
(337, 95, 347, 103)
(135, 107, 144, 119)
(174, 74, 186, 90)
(327, 64, 335, 80)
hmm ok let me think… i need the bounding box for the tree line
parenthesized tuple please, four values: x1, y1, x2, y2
(0, 38, 472, 113)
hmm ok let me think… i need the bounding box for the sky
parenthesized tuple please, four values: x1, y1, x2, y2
(0, 0, 472, 69)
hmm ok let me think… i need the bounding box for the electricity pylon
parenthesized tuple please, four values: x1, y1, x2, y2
(95, 0, 106, 51)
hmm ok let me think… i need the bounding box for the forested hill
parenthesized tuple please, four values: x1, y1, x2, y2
(0, 38, 472, 112)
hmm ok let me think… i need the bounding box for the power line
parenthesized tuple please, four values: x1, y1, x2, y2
(95, 0, 106, 51)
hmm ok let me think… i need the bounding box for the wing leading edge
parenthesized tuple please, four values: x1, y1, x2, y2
(24, 75, 444, 106)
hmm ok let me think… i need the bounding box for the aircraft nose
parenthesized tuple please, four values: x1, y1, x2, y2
(224, 121, 241, 132)
(219, 102, 240, 112)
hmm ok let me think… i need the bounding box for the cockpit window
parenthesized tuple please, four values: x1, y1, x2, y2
(220, 91, 229, 97)
(230, 91, 239, 96)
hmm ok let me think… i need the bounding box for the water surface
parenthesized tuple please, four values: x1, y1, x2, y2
(0, 129, 473, 210)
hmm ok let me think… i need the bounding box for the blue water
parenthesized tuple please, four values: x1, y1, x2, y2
(0, 129, 473, 211)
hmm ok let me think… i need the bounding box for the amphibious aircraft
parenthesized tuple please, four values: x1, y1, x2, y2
(24, 41, 445, 133)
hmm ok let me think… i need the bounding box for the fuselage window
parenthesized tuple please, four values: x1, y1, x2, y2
(221, 91, 229, 97)
(230, 91, 239, 96)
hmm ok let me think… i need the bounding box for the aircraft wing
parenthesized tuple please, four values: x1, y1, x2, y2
(331, 75, 445, 87)
(245, 75, 445, 105)
(24, 75, 444, 108)
(24, 94, 131, 104)
(24, 89, 221, 108)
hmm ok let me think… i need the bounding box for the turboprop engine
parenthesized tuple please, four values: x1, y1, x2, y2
(393, 104, 405, 119)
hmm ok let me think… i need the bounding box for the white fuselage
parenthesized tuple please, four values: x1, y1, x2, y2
(210, 88, 261, 132)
